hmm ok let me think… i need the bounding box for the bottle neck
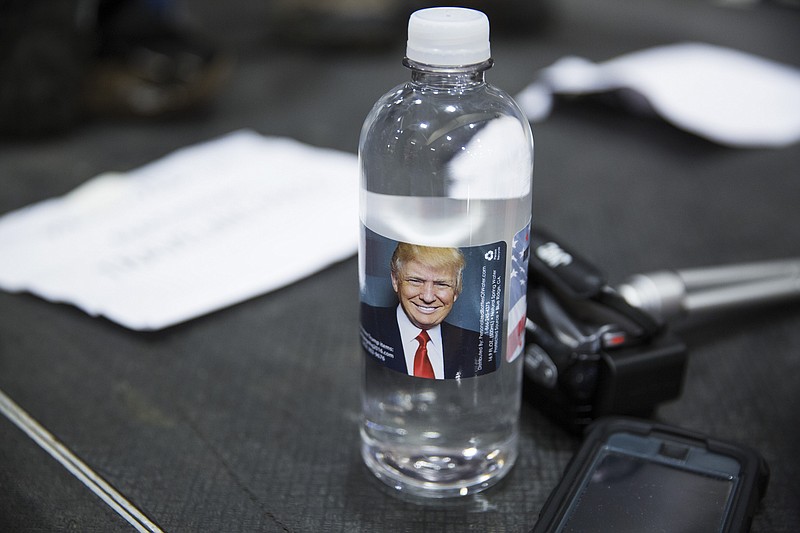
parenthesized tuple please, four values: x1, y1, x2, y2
(404, 58, 492, 90)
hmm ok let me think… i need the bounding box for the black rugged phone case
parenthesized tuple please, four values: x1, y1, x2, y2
(532, 416, 770, 533)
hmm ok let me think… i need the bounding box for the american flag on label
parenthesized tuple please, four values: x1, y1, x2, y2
(506, 224, 530, 362)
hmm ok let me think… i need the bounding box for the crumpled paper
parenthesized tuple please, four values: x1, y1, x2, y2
(516, 42, 800, 148)
(0, 130, 358, 330)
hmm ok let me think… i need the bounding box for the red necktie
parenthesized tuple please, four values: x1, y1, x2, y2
(414, 330, 434, 379)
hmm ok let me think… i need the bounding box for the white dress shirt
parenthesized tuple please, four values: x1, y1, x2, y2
(395, 304, 444, 379)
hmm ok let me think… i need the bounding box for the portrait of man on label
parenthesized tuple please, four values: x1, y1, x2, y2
(361, 236, 502, 380)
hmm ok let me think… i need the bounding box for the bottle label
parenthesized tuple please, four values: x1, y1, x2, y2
(360, 224, 530, 379)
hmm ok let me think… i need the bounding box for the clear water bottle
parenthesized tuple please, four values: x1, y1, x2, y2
(358, 7, 534, 498)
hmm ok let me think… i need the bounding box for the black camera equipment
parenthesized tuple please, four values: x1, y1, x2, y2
(524, 228, 800, 432)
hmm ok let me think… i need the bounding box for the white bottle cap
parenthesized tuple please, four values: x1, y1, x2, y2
(406, 7, 491, 67)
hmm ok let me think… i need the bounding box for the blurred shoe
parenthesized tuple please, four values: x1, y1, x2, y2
(0, 0, 92, 137)
(82, 0, 233, 118)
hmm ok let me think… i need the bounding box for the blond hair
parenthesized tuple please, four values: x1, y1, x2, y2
(391, 242, 465, 294)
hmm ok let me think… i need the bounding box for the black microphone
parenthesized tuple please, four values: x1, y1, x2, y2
(524, 228, 800, 431)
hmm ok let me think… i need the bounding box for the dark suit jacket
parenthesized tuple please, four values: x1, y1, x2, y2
(360, 303, 495, 378)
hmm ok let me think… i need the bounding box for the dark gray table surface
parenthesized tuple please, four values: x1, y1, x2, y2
(1, 0, 799, 531)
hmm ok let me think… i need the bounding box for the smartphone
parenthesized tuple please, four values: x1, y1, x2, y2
(533, 417, 769, 533)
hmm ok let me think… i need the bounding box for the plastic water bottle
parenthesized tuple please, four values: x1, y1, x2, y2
(358, 7, 534, 498)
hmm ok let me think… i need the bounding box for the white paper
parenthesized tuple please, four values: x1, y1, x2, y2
(516, 42, 800, 148)
(0, 130, 359, 330)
